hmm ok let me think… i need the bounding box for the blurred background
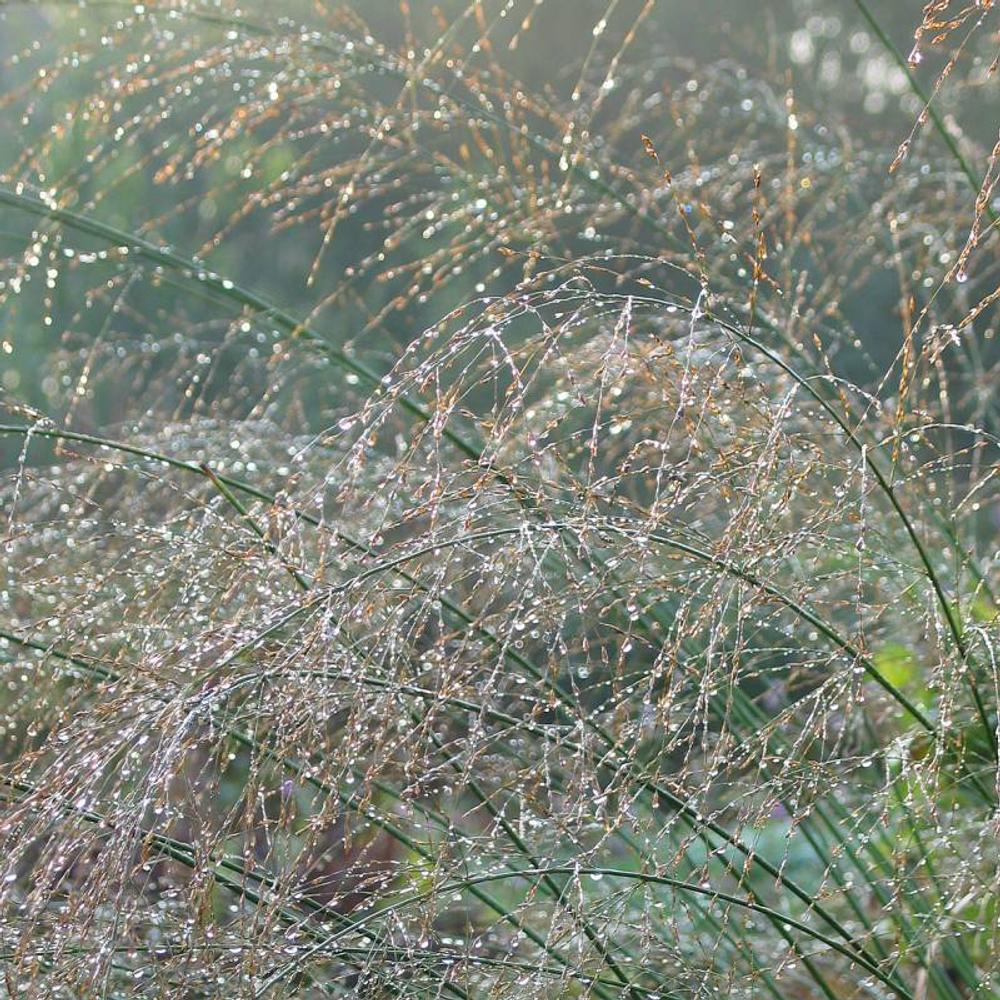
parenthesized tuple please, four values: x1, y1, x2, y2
(1, 0, 998, 464)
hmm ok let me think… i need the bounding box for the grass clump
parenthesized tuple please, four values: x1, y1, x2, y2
(1, 1, 1000, 997)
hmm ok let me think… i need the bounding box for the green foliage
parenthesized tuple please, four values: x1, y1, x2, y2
(1, 2, 1000, 998)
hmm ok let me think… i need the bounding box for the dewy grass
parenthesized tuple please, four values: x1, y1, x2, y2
(2, 2, 1000, 998)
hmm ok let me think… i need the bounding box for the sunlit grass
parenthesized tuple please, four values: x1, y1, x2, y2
(1, 2, 999, 998)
